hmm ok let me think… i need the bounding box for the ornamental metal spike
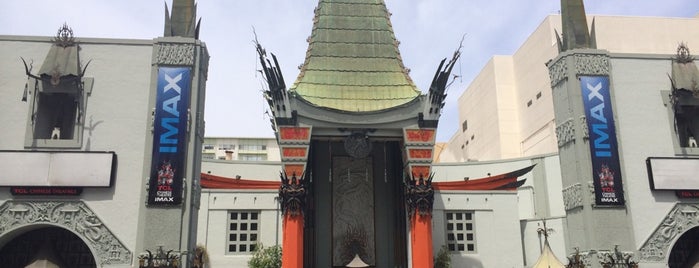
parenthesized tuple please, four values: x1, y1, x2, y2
(559, 0, 595, 52)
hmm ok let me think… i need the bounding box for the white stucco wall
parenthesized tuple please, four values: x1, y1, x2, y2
(201, 160, 282, 181)
(199, 155, 565, 267)
(197, 190, 281, 268)
(0, 36, 154, 265)
(433, 191, 523, 268)
(609, 57, 685, 252)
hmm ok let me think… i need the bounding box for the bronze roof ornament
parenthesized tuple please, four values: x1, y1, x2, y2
(676, 43, 694, 64)
(53, 23, 75, 47)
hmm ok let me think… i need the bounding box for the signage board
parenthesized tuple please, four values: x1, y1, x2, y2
(647, 157, 699, 190)
(147, 67, 191, 205)
(0, 151, 115, 187)
(580, 76, 625, 206)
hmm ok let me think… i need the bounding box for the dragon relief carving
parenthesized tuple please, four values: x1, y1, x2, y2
(405, 173, 434, 218)
(639, 203, 699, 262)
(0, 200, 132, 265)
(279, 171, 307, 216)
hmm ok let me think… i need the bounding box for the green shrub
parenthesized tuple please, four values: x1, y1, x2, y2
(434, 245, 451, 268)
(248, 243, 282, 268)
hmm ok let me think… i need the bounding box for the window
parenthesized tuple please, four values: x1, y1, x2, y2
(526, 99, 533, 107)
(238, 144, 266, 151)
(218, 144, 235, 150)
(24, 77, 93, 148)
(202, 153, 215, 159)
(662, 90, 699, 155)
(227, 211, 260, 254)
(203, 144, 215, 150)
(536, 91, 542, 99)
(239, 154, 268, 161)
(22, 30, 93, 149)
(445, 211, 476, 253)
(461, 120, 468, 132)
(666, 45, 699, 154)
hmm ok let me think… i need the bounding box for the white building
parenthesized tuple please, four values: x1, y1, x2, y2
(196, 153, 565, 268)
(438, 1, 699, 267)
(0, 1, 208, 267)
(440, 13, 699, 163)
(202, 137, 279, 161)
(195, 2, 699, 268)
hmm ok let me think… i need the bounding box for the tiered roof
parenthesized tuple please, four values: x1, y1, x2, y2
(290, 0, 421, 112)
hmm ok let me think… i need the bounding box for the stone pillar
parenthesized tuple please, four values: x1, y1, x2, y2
(403, 127, 437, 268)
(410, 211, 434, 268)
(137, 37, 209, 267)
(548, 49, 635, 267)
(277, 126, 312, 268)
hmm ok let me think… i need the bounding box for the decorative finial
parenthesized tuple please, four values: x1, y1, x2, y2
(536, 219, 554, 242)
(676, 43, 694, 63)
(164, 0, 200, 38)
(53, 23, 75, 47)
(557, 0, 594, 52)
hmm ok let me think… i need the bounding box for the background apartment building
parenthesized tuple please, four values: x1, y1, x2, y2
(202, 137, 280, 161)
(440, 13, 699, 162)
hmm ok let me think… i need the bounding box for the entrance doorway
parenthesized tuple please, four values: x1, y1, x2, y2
(306, 140, 407, 268)
(669, 226, 699, 268)
(0, 226, 96, 268)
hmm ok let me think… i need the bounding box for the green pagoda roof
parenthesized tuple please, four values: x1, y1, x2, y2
(290, 0, 421, 112)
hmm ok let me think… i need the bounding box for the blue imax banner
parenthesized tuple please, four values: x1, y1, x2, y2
(148, 67, 191, 205)
(580, 76, 625, 206)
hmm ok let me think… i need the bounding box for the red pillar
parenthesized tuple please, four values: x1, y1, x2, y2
(281, 213, 303, 268)
(411, 213, 434, 268)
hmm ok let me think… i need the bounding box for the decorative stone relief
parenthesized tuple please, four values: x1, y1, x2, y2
(0, 200, 132, 265)
(562, 183, 583, 210)
(580, 116, 589, 139)
(567, 249, 593, 267)
(548, 57, 568, 87)
(639, 203, 699, 262)
(156, 43, 195, 65)
(598, 245, 638, 267)
(279, 171, 307, 216)
(556, 118, 575, 147)
(199, 52, 210, 79)
(588, 182, 596, 205)
(575, 54, 610, 76)
(406, 174, 434, 218)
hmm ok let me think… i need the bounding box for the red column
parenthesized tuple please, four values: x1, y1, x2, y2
(282, 213, 303, 268)
(411, 213, 434, 268)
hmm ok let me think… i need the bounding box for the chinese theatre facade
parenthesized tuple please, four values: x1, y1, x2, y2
(254, 0, 504, 267)
(0, 0, 208, 267)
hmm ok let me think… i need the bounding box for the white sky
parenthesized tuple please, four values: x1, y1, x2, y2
(2, 1, 698, 141)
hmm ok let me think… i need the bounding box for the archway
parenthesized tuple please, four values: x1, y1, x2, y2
(668, 226, 699, 268)
(0, 226, 96, 268)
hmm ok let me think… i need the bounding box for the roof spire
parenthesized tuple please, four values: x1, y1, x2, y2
(289, 0, 421, 112)
(557, 0, 595, 52)
(164, 0, 200, 39)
